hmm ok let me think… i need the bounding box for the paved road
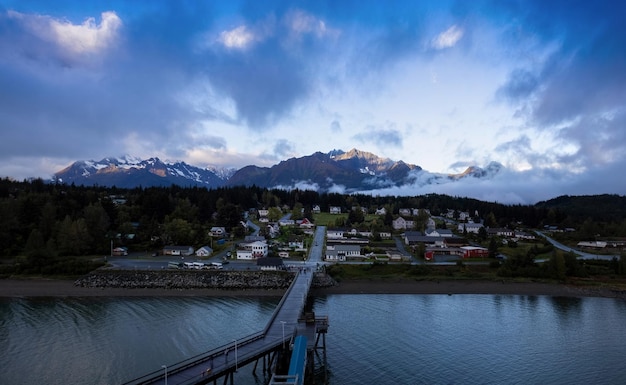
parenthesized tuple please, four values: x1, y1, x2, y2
(535, 231, 618, 261)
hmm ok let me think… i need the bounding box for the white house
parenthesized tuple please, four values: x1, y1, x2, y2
(392, 217, 414, 230)
(236, 241, 268, 260)
(195, 246, 213, 257)
(375, 207, 387, 215)
(163, 245, 195, 256)
(326, 228, 346, 239)
(288, 236, 305, 249)
(459, 222, 484, 234)
(325, 244, 362, 262)
(399, 208, 412, 216)
(312, 205, 321, 214)
(330, 206, 342, 214)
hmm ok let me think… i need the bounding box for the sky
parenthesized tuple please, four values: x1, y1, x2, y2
(1, 0, 625, 204)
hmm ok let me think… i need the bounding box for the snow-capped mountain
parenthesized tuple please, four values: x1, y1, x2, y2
(54, 156, 228, 188)
(53, 149, 503, 191)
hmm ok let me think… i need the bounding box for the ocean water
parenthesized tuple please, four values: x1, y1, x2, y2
(1, 294, 625, 385)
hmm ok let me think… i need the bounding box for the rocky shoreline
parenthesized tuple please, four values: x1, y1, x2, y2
(73, 269, 337, 290)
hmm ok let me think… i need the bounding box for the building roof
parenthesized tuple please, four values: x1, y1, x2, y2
(256, 257, 284, 266)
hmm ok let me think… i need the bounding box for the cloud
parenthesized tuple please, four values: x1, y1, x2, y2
(497, 69, 539, 103)
(353, 124, 403, 147)
(273, 139, 295, 158)
(431, 25, 463, 50)
(492, 0, 626, 174)
(5, 10, 121, 65)
(283, 9, 339, 40)
(218, 25, 257, 50)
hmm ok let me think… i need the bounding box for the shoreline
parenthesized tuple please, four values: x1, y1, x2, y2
(2, 278, 625, 299)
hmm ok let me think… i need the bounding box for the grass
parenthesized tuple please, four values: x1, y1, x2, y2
(325, 263, 506, 282)
(313, 212, 347, 226)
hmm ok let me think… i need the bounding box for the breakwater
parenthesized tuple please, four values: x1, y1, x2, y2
(74, 270, 336, 290)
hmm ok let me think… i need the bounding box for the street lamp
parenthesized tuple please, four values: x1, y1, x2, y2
(161, 365, 168, 385)
(280, 321, 286, 349)
(234, 339, 238, 372)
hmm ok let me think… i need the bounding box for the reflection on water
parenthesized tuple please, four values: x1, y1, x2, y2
(1, 294, 626, 385)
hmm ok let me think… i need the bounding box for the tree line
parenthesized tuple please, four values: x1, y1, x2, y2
(0, 178, 624, 275)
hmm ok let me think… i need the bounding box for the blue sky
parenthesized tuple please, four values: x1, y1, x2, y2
(1, 0, 625, 204)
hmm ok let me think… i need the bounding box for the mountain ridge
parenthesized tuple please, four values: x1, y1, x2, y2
(53, 149, 503, 192)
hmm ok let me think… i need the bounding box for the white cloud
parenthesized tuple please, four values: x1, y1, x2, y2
(284, 9, 339, 39)
(218, 25, 256, 50)
(432, 25, 463, 50)
(8, 10, 122, 55)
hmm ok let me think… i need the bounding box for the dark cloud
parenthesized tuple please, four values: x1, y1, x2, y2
(204, 50, 309, 128)
(497, 69, 539, 103)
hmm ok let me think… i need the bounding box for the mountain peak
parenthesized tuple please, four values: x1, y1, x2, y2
(53, 149, 503, 192)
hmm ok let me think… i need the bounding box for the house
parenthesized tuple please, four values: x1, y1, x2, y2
(325, 244, 362, 262)
(236, 241, 268, 260)
(209, 227, 226, 237)
(426, 229, 454, 237)
(514, 231, 536, 240)
(488, 228, 515, 238)
(312, 205, 321, 214)
(399, 208, 412, 216)
(258, 208, 269, 217)
(266, 223, 280, 238)
(415, 208, 430, 216)
(459, 222, 484, 234)
(257, 257, 284, 271)
(288, 236, 305, 249)
(195, 246, 213, 257)
(375, 207, 387, 215)
(404, 232, 449, 248)
(577, 241, 607, 249)
(298, 218, 315, 229)
(329, 206, 342, 214)
(163, 245, 195, 256)
(393, 217, 414, 230)
(278, 218, 295, 226)
(345, 228, 372, 238)
(326, 228, 348, 239)
(460, 246, 489, 258)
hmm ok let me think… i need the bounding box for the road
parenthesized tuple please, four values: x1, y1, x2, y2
(535, 231, 618, 261)
(107, 225, 328, 271)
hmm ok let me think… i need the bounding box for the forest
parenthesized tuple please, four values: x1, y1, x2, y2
(0, 177, 625, 277)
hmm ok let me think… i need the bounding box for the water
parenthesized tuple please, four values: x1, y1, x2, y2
(1, 294, 626, 385)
